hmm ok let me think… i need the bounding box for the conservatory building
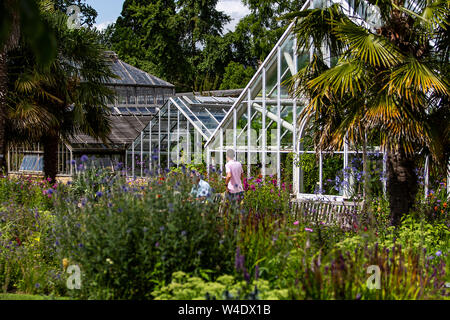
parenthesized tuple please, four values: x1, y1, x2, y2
(7, 52, 175, 177)
(127, 0, 394, 200)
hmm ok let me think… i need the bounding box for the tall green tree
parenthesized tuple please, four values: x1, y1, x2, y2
(111, 0, 189, 89)
(7, 7, 115, 181)
(289, 0, 449, 225)
(0, 0, 56, 171)
(229, 0, 306, 68)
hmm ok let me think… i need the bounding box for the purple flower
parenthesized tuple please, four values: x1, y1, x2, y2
(244, 270, 250, 283)
(80, 155, 89, 162)
(95, 191, 103, 198)
(155, 242, 159, 247)
(436, 250, 442, 257)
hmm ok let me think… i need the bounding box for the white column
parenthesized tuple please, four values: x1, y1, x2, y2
(132, 141, 135, 177)
(233, 108, 237, 154)
(186, 121, 191, 164)
(319, 150, 323, 194)
(262, 67, 266, 178)
(148, 121, 152, 172)
(343, 136, 349, 198)
(277, 46, 282, 186)
(177, 110, 180, 167)
(140, 131, 143, 177)
(292, 36, 298, 194)
(158, 109, 161, 170)
(167, 102, 171, 170)
(219, 128, 224, 174)
(247, 89, 251, 178)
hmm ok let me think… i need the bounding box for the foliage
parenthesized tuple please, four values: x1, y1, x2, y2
(0, 175, 54, 209)
(152, 271, 289, 300)
(0, 162, 447, 300)
(0, 203, 65, 296)
(242, 175, 290, 214)
(53, 169, 236, 299)
(289, 0, 450, 224)
(219, 62, 255, 90)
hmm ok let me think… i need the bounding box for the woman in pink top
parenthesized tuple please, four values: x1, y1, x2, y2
(224, 149, 244, 204)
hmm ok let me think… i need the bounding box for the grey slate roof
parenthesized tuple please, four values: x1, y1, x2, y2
(105, 52, 174, 88)
(69, 115, 153, 152)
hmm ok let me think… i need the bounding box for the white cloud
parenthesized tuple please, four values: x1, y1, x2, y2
(93, 20, 114, 31)
(216, 0, 250, 32)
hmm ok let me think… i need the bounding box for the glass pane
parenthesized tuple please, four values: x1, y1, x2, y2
(147, 94, 155, 104)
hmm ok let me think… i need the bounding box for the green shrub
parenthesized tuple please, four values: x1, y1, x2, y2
(152, 271, 289, 300)
(53, 171, 236, 299)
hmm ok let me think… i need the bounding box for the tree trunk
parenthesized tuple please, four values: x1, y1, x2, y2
(0, 50, 8, 172)
(42, 133, 59, 183)
(386, 146, 418, 226)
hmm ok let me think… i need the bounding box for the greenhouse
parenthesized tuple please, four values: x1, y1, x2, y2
(126, 95, 236, 177)
(7, 52, 174, 177)
(202, 17, 388, 200)
(127, 0, 449, 200)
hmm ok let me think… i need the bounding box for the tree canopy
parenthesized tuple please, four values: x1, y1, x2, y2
(106, 0, 306, 92)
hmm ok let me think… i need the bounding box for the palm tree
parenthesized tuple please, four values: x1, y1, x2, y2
(7, 8, 115, 182)
(0, 0, 56, 171)
(288, 0, 449, 225)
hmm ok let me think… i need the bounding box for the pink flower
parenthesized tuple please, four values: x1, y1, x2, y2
(293, 221, 299, 225)
(305, 227, 313, 232)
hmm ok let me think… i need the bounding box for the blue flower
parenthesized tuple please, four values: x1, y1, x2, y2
(159, 226, 165, 231)
(80, 155, 89, 162)
(95, 191, 103, 198)
(35, 283, 40, 289)
(70, 159, 76, 165)
(436, 250, 442, 257)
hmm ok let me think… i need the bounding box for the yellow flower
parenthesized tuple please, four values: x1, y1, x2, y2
(63, 258, 69, 269)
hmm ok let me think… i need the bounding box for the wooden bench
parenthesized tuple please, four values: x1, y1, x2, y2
(213, 192, 362, 229)
(291, 197, 363, 228)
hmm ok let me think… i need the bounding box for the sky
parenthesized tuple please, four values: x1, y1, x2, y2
(85, 0, 250, 32)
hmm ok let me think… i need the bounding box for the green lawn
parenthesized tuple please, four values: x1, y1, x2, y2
(0, 293, 71, 300)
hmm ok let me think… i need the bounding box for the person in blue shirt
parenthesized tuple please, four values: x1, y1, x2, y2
(190, 171, 212, 201)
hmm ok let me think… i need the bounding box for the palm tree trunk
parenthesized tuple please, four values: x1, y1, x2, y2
(42, 133, 59, 183)
(0, 50, 8, 172)
(386, 146, 418, 226)
(0, 0, 20, 173)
